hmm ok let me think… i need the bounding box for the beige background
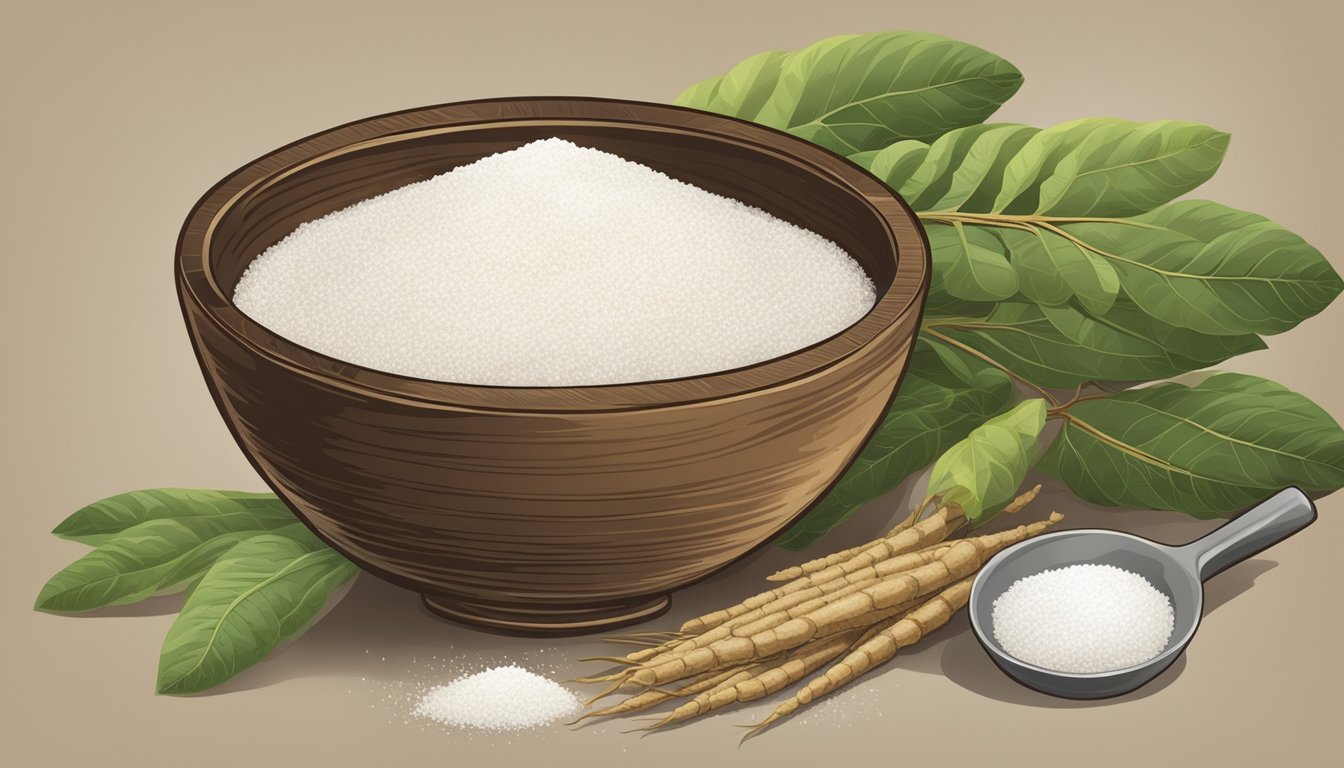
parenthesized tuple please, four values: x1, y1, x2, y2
(3, 0, 1342, 765)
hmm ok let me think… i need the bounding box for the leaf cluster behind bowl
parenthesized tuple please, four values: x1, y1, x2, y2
(36, 490, 355, 694)
(675, 31, 1344, 548)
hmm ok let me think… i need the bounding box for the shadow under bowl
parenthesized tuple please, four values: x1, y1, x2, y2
(175, 96, 929, 636)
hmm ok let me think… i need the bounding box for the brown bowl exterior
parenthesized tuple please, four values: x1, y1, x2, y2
(176, 98, 929, 635)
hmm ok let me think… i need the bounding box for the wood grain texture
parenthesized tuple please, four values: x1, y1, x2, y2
(175, 97, 929, 635)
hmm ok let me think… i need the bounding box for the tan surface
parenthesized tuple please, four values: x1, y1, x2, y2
(2, 1, 1341, 766)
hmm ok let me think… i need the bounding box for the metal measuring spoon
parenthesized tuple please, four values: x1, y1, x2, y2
(968, 487, 1317, 699)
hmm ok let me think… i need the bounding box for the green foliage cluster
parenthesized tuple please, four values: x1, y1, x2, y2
(675, 31, 1344, 548)
(37, 490, 356, 694)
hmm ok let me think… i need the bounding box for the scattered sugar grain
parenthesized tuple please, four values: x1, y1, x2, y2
(413, 664, 581, 732)
(233, 138, 876, 386)
(991, 563, 1175, 674)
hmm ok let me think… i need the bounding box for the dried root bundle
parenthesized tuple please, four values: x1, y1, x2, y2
(576, 494, 1060, 737)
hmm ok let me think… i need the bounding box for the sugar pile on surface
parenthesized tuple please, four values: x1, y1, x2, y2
(233, 138, 877, 386)
(413, 665, 581, 731)
(991, 563, 1175, 674)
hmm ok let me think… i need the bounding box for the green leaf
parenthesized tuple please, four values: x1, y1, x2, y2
(913, 124, 1040, 211)
(926, 399, 1048, 521)
(923, 292, 998, 319)
(996, 226, 1120, 315)
(52, 489, 289, 545)
(1040, 373, 1344, 517)
(830, 123, 1043, 209)
(156, 529, 357, 695)
(1058, 201, 1343, 336)
(899, 124, 1009, 206)
(677, 32, 1022, 154)
(926, 222, 1017, 301)
(994, 118, 1229, 216)
(927, 300, 1264, 388)
(675, 49, 791, 120)
(856, 140, 929, 192)
(847, 149, 881, 170)
(35, 514, 306, 614)
(929, 202, 1339, 336)
(1136, 197, 1269, 240)
(774, 338, 1017, 549)
(880, 118, 1225, 216)
(674, 76, 724, 115)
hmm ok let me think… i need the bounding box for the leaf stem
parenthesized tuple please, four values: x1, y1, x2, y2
(1049, 392, 1112, 415)
(942, 214, 1294, 287)
(1052, 410, 1194, 476)
(1045, 383, 1085, 415)
(922, 215, 1036, 233)
(917, 211, 1162, 229)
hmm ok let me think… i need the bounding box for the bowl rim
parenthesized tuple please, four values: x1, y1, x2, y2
(176, 96, 930, 413)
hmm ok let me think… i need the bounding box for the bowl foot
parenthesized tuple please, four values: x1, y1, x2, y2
(421, 592, 671, 636)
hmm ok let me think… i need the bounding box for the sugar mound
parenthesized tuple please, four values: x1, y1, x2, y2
(233, 137, 876, 386)
(413, 665, 581, 731)
(991, 563, 1175, 674)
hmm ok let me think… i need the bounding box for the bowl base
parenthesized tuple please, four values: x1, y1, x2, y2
(421, 592, 671, 636)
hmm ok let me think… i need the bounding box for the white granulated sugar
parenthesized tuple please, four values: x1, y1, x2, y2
(413, 665, 580, 732)
(233, 138, 876, 386)
(991, 563, 1175, 674)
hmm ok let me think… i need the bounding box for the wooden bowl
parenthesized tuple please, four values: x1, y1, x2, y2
(175, 97, 929, 635)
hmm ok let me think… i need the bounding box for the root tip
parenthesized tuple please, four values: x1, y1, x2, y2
(738, 723, 768, 746)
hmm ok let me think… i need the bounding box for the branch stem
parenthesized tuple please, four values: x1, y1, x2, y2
(923, 327, 1059, 405)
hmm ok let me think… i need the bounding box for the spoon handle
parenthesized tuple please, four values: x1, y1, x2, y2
(1177, 487, 1317, 582)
